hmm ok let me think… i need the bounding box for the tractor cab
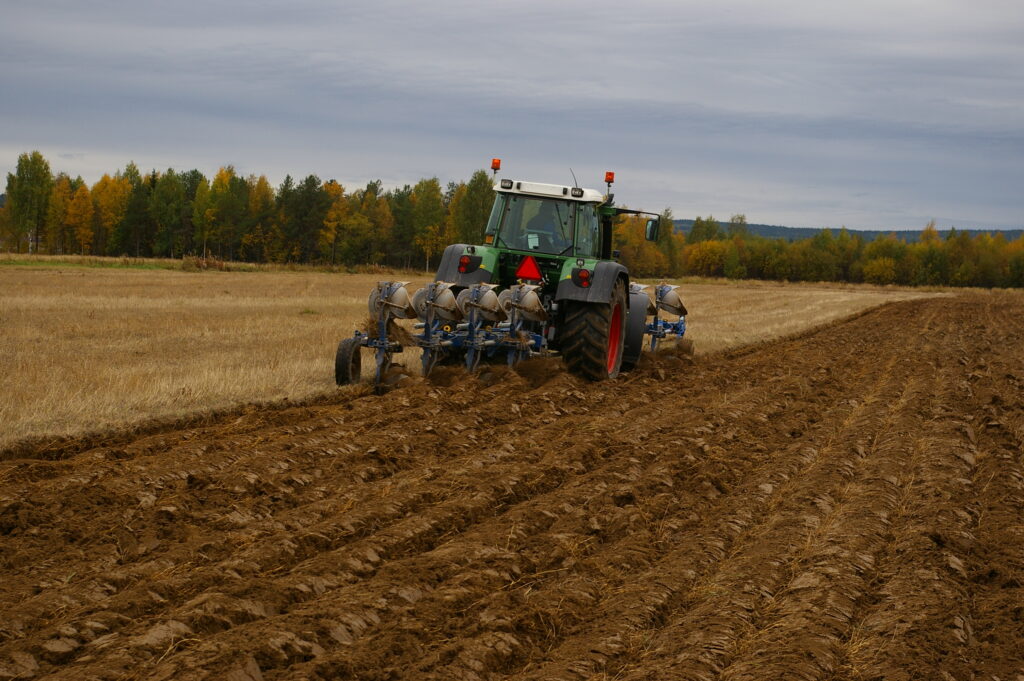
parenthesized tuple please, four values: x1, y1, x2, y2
(484, 180, 606, 259)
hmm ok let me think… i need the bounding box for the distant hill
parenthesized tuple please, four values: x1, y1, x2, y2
(673, 219, 1023, 243)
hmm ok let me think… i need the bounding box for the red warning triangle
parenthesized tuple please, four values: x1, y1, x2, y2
(515, 255, 543, 281)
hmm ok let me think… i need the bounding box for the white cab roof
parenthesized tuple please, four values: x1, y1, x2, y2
(494, 179, 604, 203)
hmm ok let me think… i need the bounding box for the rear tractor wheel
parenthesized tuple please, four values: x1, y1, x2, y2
(559, 279, 627, 381)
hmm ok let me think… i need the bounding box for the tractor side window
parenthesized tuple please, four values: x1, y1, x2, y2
(483, 194, 506, 245)
(575, 204, 600, 258)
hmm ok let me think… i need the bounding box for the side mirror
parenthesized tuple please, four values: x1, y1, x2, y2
(645, 218, 660, 242)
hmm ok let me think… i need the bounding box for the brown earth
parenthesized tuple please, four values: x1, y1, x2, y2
(1, 293, 1022, 680)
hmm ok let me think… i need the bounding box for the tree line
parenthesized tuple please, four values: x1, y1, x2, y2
(616, 213, 1024, 288)
(0, 151, 493, 269)
(3, 150, 1023, 287)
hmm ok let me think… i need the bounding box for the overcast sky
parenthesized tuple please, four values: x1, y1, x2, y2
(2, 0, 1022, 230)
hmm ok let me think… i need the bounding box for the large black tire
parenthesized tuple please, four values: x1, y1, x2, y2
(335, 338, 362, 385)
(560, 279, 627, 381)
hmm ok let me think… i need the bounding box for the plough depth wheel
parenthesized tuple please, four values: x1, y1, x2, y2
(335, 337, 362, 385)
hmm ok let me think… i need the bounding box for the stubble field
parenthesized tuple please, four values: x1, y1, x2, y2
(0, 258, 930, 449)
(2, 259, 1022, 680)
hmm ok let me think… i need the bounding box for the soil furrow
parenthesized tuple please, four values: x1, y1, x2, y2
(962, 298, 1024, 675)
(598, 340, 928, 679)
(502, 308, 925, 681)
(833, 295, 1023, 679)
(126, 381, 796, 679)
(2, 294, 1023, 681)
(269, 311, 904, 680)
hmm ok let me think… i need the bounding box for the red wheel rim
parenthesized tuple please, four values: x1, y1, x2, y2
(606, 301, 623, 375)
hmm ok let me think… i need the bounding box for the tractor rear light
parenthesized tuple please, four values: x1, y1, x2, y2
(571, 267, 592, 288)
(500, 179, 513, 189)
(458, 254, 482, 274)
(571, 187, 584, 197)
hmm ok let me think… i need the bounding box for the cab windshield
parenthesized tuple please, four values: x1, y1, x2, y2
(485, 194, 575, 255)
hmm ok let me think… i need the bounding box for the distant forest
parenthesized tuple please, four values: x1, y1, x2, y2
(3, 151, 1023, 287)
(673, 219, 1023, 244)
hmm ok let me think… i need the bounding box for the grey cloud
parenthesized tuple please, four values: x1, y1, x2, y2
(1, 0, 1021, 230)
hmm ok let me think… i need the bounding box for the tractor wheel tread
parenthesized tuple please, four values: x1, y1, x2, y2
(559, 279, 626, 381)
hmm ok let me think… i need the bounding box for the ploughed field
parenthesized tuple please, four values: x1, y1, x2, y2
(1, 293, 1022, 680)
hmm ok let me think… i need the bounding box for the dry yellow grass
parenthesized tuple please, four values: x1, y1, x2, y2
(660, 279, 937, 355)
(0, 266, 430, 448)
(0, 260, 936, 448)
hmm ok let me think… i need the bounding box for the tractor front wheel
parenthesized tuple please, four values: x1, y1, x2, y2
(335, 338, 362, 385)
(560, 279, 627, 381)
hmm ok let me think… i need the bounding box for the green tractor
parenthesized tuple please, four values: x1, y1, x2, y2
(335, 160, 688, 387)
